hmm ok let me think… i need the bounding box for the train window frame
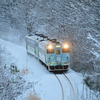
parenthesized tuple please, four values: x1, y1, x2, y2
(62, 48, 70, 53)
(47, 48, 54, 54)
(39, 47, 45, 55)
(56, 50, 60, 54)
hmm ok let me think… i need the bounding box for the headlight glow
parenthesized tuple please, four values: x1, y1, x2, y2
(47, 44, 53, 49)
(63, 44, 69, 48)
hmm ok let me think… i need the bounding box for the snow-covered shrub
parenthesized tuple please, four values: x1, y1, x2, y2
(84, 75, 100, 92)
(10, 63, 20, 74)
(27, 93, 40, 100)
(0, 64, 27, 100)
(21, 67, 29, 74)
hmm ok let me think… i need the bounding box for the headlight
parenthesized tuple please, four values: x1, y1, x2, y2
(63, 44, 69, 48)
(47, 44, 53, 49)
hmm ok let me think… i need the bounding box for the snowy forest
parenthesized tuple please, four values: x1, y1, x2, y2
(0, 0, 100, 100)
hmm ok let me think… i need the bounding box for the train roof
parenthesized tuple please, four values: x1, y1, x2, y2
(26, 35, 44, 41)
(30, 35, 43, 40)
(26, 35, 61, 46)
(40, 40, 61, 46)
(40, 40, 51, 45)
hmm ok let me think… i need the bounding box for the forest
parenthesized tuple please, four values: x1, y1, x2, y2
(0, 0, 100, 100)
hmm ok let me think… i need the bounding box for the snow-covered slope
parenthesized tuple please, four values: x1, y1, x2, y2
(0, 0, 100, 99)
(0, 38, 99, 100)
(0, 39, 81, 100)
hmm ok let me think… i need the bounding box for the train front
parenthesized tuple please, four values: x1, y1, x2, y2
(46, 42, 70, 71)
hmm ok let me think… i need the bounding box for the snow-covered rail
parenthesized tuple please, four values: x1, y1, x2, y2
(54, 74, 64, 100)
(54, 73, 76, 100)
(63, 73, 76, 100)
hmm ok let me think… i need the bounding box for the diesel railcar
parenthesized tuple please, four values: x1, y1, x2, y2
(26, 34, 70, 71)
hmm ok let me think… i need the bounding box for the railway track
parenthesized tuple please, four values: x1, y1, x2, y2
(55, 74, 64, 100)
(63, 73, 76, 100)
(54, 73, 76, 100)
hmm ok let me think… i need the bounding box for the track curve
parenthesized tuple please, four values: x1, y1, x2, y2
(54, 74, 64, 100)
(54, 73, 76, 100)
(63, 73, 76, 100)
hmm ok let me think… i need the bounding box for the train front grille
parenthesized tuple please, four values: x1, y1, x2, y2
(55, 66, 62, 69)
(63, 65, 68, 69)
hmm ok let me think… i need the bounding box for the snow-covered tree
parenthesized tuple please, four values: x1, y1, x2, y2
(0, 0, 100, 94)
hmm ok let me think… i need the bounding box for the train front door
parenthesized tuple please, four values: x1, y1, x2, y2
(55, 49, 61, 65)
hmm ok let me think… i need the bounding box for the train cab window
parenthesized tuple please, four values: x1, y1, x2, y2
(47, 49, 54, 54)
(56, 50, 60, 54)
(62, 48, 70, 53)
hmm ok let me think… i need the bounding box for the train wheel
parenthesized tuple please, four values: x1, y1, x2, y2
(46, 65, 48, 70)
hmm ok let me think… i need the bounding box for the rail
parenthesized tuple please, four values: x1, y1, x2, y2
(54, 74, 64, 100)
(54, 73, 76, 100)
(63, 73, 76, 100)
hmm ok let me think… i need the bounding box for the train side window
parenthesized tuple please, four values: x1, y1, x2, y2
(47, 49, 54, 54)
(56, 50, 60, 54)
(62, 48, 70, 53)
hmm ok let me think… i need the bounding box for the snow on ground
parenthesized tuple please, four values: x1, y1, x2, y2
(0, 38, 94, 100)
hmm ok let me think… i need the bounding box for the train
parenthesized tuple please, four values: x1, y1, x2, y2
(26, 34, 70, 72)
